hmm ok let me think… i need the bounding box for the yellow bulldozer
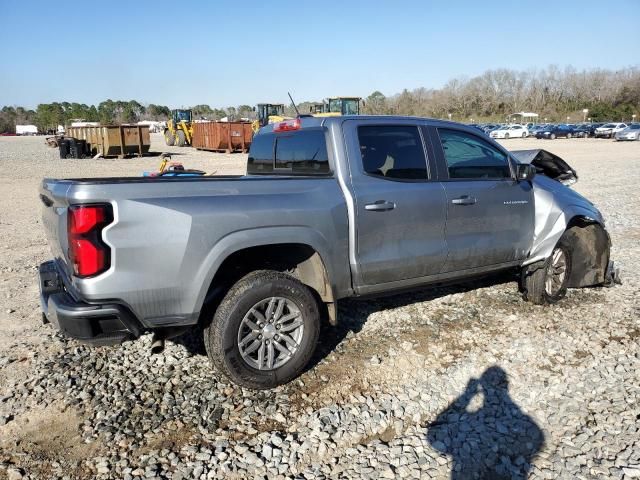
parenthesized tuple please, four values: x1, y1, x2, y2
(164, 109, 193, 147)
(251, 103, 289, 133)
(312, 97, 363, 117)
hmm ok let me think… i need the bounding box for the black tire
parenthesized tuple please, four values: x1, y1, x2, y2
(164, 130, 175, 146)
(204, 270, 320, 389)
(522, 235, 572, 305)
(566, 133, 572, 139)
(504, 133, 510, 139)
(176, 130, 186, 147)
(522, 131, 527, 138)
(550, 133, 556, 140)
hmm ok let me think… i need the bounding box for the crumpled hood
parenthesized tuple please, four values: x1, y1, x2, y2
(511, 149, 578, 186)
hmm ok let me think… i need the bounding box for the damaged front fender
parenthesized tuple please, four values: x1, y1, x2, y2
(515, 150, 612, 288)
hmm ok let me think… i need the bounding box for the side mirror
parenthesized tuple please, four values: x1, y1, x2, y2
(516, 163, 536, 181)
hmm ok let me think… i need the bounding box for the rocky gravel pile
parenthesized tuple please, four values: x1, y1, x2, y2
(0, 136, 639, 479)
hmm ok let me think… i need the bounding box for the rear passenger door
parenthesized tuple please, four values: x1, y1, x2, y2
(343, 120, 448, 286)
(431, 127, 534, 273)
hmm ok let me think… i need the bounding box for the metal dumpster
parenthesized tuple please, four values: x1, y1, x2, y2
(191, 121, 253, 153)
(66, 125, 150, 157)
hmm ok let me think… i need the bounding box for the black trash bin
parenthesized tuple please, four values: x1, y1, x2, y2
(58, 138, 71, 159)
(70, 139, 88, 159)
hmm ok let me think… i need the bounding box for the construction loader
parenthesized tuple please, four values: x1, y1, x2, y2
(251, 104, 288, 133)
(312, 97, 363, 117)
(164, 109, 193, 147)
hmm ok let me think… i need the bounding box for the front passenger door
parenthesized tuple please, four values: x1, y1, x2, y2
(434, 128, 534, 273)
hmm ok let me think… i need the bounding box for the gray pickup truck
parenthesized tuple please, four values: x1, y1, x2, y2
(39, 116, 616, 389)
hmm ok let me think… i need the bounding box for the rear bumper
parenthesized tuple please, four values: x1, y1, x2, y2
(39, 260, 141, 346)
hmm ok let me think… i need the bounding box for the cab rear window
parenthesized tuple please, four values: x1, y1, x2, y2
(247, 129, 330, 175)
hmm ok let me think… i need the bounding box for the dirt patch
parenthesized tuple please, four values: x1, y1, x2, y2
(0, 403, 94, 478)
(140, 423, 198, 453)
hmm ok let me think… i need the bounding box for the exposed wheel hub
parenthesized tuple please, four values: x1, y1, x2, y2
(262, 323, 276, 340)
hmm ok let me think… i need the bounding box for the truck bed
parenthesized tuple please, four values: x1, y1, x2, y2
(40, 174, 351, 328)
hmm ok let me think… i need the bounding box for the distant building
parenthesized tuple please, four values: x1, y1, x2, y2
(70, 121, 100, 128)
(16, 125, 38, 135)
(137, 120, 164, 133)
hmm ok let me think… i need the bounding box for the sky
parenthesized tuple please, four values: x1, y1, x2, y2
(1, 0, 639, 109)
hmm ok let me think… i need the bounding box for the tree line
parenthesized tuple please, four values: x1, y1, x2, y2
(1, 65, 638, 133)
(361, 65, 639, 123)
(0, 100, 261, 133)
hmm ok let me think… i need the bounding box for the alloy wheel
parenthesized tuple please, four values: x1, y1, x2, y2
(237, 297, 304, 370)
(545, 247, 568, 296)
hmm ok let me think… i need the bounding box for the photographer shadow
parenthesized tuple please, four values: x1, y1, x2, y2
(427, 366, 544, 480)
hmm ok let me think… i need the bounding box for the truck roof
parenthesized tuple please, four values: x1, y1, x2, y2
(257, 115, 471, 134)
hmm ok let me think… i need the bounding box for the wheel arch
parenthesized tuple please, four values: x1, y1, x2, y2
(563, 215, 610, 288)
(194, 228, 338, 325)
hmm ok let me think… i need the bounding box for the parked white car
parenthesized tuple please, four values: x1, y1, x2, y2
(490, 124, 529, 139)
(594, 123, 627, 138)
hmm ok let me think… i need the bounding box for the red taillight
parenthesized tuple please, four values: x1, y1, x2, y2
(273, 118, 301, 132)
(69, 238, 105, 277)
(69, 205, 106, 235)
(68, 204, 113, 278)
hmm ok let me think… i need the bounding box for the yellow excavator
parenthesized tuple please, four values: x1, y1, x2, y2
(164, 109, 193, 146)
(312, 97, 363, 117)
(251, 104, 289, 133)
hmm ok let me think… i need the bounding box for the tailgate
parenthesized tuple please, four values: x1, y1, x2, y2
(39, 179, 72, 272)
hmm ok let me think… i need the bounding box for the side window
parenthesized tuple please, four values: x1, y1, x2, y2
(358, 125, 428, 180)
(438, 128, 511, 180)
(275, 130, 329, 174)
(247, 133, 274, 174)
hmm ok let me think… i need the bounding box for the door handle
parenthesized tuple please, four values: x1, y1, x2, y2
(365, 200, 396, 211)
(451, 195, 477, 206)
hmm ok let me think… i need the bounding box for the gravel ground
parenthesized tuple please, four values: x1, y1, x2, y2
(0, 134, 638, 480)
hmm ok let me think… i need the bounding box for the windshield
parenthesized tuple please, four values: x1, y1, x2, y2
(268, 105, 282, 116)
(627, 124, 640, 130)
(601, 123, 615, 128)
(328, 99, 342, 113)
(328, 98, 360, 115)
(343, 99, 359, 115)
(174, 110, 191, 122)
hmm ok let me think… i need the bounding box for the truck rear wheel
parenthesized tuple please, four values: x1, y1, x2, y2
(522, 235, 573, 305)
(176, 130, 186, 147)
(204, 270, 320, 389)
(164, 130, 175, 146)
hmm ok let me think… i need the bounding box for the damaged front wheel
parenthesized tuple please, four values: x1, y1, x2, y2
(522, 240, 572, 305)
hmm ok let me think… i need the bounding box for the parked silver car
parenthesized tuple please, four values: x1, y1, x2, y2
(614, 123, 640, 141)
(595, 122, 627, 138)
